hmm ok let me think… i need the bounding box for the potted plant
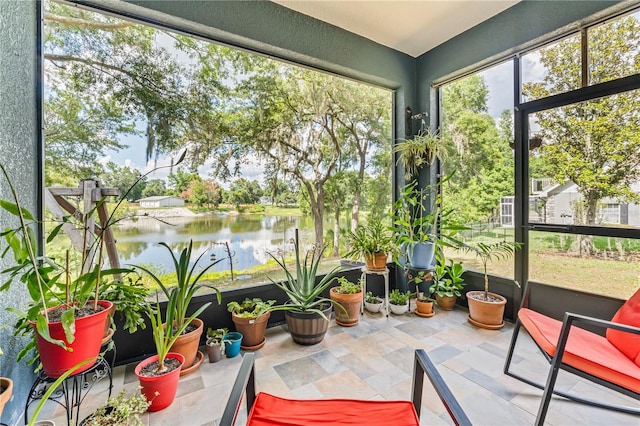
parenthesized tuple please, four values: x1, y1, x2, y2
(344, 218, 396, 271)
(364, 291, 383, 313)
(329, 276, 363, 327)
(80, 387, 150, 426)
(132, 240, 221, 376)
(0, 346, 12, 418)
(414, 292, 435, 317)
(429, 255, 465, 311)
(227, 298, 274, 350)
(135, 293, 210, 411)
(205, 327, 227, 363)
(459, 241, 521, 329)
(393, 128, 447, 181)
(267, 229, 342, 345)
(98, 275, 150, 339)
(0, 164, 127, 378)
(388, 289, 413, 315)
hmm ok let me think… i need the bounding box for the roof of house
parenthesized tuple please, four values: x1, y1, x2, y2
(137, 196, 182, 202)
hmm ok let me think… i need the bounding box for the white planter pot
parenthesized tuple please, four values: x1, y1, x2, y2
(364, 300, 383, 313)
(389, 302, 409, 315)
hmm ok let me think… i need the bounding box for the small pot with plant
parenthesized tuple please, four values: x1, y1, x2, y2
(414, 292, 435, 317)
(388, 289, 414, 315)
(267, 229, 342, 345)
(429, 253, 465, 311)
(134, 293, 210, 411)
(329, 276, 363, 327)
(0, 346, 12, 419)
(80, 387, 150, 426)
(345, 218, 396, 271)
(227, 298, 274, 350)
(459, 241, 521, 329)
(364, 291, 383, 313)
(132, 240, 221, 376)
(205, 327, 227, 363)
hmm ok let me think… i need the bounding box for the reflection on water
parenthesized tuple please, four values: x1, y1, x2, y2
(113, 214, 314, 273)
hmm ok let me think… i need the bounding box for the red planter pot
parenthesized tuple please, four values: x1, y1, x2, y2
(135, 352, 185, 412)
(31, 300, 113, 378)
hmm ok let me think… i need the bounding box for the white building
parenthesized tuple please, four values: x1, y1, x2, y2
(500, 179, 640, 227)
(138, 196, 185, 208)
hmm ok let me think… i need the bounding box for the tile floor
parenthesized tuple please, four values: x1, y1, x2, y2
(36, 305, 639, 425)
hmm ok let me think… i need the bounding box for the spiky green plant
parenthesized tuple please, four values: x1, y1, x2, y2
(458, 241, 521, 300)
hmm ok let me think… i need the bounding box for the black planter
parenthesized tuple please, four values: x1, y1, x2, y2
(284, 304, 332, 345)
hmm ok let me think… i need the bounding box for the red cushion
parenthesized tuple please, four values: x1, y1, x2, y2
(519, 308, 640, 394)
(606, 289, 640, 367)
(247, 392, 420, 426)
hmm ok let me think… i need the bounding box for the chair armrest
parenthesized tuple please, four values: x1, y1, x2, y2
(220, 353, 256, 426)
(413, 349, 472, 426)
(564, 312, 640, 336)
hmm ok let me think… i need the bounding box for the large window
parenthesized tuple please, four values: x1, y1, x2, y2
(439, 7, 640, 299)
(43, 0, 393, 290)
(440, 61, 515, 279)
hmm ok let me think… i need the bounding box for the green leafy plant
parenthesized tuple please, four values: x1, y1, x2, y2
(416, 292, 435, 303)
(132, 240, 222, 332)
(364, 291, 382, 304)
(205, 327, 228, 346)
(82, 387, 150, 426)
(267, 229, 342, 318)
(389, 289, 414, 306)
(394, 128, 447, 180)
(98, 275, 150, 333)
(333, 276, 362, 294)
(429, 252, 466, 298)
(458, 241, 521, 300)
(147, 293, 209, 373)
(227, 298, 275, 318)
(344, 218, 396, 260)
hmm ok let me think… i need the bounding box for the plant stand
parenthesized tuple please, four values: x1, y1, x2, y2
(360, 267, 389, 317)
(24, 339, 116, 425)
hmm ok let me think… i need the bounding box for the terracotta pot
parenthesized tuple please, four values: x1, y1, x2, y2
(0, 377, 13, 418)
(467, 291, 507, 329)
(284, 304, 332, 345)
(364, 252, 388, 271)
(330, 287, 364, 327)
(206, 344, 222, 363)
(435, 294, 457, 311)
(168, 318, 203, 374)
(231, 311, 270, 349)
(135, 352, 184, 412)
(389, 302, 409, 315)
(415, 299, 434, 315)
(31, 300, 113, 378)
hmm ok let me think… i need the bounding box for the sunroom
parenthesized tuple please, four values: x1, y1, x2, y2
(1, 1, 639, 425)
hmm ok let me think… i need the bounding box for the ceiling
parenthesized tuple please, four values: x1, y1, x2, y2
(272, 0, 521, 58)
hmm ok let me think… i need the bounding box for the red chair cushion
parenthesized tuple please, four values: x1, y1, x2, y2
(606, 289, 640, 367)
(519, 308, 640, 394)
(247, 392, 420, 426)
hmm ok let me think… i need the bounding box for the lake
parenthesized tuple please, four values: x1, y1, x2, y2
(112, 214, 316, 273)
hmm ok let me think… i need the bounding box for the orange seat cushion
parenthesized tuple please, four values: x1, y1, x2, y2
(247, 392, 420, 426)
(519, 308, 640, 394)
(606, 289, 640, 367)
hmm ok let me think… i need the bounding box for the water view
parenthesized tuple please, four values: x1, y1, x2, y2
(112, 214, 316, 274)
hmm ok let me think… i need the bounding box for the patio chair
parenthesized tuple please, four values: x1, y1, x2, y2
(221, 349, 471, 425)
(504, 285, 640, 425)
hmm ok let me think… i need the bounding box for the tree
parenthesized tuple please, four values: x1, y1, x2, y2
(141, 179, 167, 198)
(228, 178, 263, 206)
(522, 16, 640, 244)
(100, 162, 146, 201)
(324, 171, 357, 256)
(180, 179, 221, 209)
(167, 169, 201, 195)
(441, 76, 513, 224)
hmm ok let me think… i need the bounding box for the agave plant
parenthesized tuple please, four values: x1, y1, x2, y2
(267, 229, 342, 317)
